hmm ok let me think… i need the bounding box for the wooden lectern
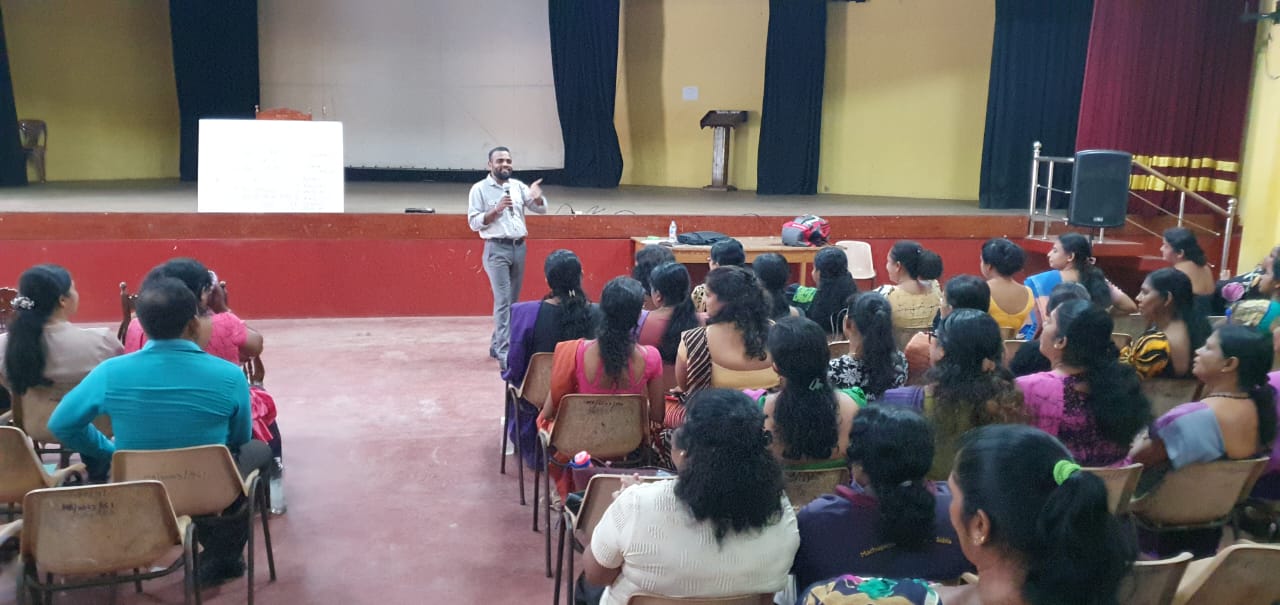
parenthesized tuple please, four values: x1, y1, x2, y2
(700, 110, 748, 191)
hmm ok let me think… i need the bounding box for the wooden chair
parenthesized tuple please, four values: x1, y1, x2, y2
(1130, 457, 1269, 540)
(1141, 378, 1203, 417)
(1172, 542, 1280, 604)
(827, 340, 849, 360)
(1115, 552, 1192, 605)
(783, 466, 850, 509)
(1113, 313, 1147, 339)
(535, 394, 648, 577)
(554, 474, 667, 605)
(506, 352, 554, 506)
(112, 445, 277, 605)
(629, 595, 774, 604)
(1003, 339, 1027, 368)
(1112, 332, 1133, 351)
(17, 119, 47, 182)
(117, 281, 138, 344)
(1085, 463, 1143, 516)
(18, 480, 197, 605)
(10, 383, 112, 466)
(1208, 315, 1228, 328)
(255, 105, 312, 121)
(0, 287, 16, 333)
(0, 426, 84, 520)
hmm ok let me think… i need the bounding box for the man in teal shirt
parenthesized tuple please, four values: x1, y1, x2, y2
(50, 276, 269, 586)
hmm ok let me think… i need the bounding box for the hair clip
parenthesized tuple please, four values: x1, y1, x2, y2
(808, 377, 823, 391)
(11, 296, 34, 310)
(1053, 460, 1082, 485)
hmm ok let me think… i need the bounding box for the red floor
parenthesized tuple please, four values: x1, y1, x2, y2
(0, 317, 555, 605)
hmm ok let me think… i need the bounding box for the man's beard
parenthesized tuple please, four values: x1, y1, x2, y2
(495, 167, 513, 180)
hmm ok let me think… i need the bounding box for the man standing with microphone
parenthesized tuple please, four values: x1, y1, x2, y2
(468, 146, 546, 370)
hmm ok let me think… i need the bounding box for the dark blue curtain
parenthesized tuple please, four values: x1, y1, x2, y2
(978, 0, 1093, 209)
(548, 0, 623, 188)
(0, 3, 26, 187)
(169, 1, 259, 181)
(756, 0, 826, 195)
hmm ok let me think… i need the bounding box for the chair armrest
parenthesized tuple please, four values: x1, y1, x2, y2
(960, 572, 980, 586)
(175, 515, 193, 543)
(0, 410, 11, 425)
(47, 463, 86, 487)
(0, 520, 21, 545)
(241, 469, 261, 497)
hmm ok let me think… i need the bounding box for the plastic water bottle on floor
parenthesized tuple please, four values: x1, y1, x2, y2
(269, 457, 287, 515)
(668, 220, 678, 244)
(569, 451, 593, 492)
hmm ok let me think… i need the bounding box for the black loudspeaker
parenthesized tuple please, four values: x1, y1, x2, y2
(1069, 150, 1132, 229)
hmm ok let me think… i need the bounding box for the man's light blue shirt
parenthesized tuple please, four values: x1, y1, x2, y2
(48, 339, 252, 459)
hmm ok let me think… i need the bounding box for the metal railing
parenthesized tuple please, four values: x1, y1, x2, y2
(1028, 141, 1239, 278)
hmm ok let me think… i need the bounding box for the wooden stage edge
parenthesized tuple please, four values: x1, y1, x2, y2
(0, 211, 1031, 241)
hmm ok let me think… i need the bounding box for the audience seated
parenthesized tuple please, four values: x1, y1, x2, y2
(1212, 244, 1279, 314)
(691, 238, 745, 313)
(1121, 267, 1212, 379)
(636, 262, 704, 392)
(799, 247, 859, 337)
(881, 309, 1025, 480)
(761, 317, 861, 468)
(1229, 297, 1280, 503)
(875, 240, 943, 333)
(632, 244, 675, 311)
(752, 252, 800, 320)
(903, 274, 991, 383)
(671, 266, 778, 427)
(980, 237, 1035, 338)
(538, 277, 665, 499)
(828, 292, 907, 401)
(1008, 282, 1092, 377)
(1026, 233, 1136, 322)
(792, 406, 969, 592)
(584, 389, 798, 604)
(1016, 300, 1151, 466)
(0, 264, 122, 403)
(1162, 227, 1216, 316)
(48, 277, 272, 587)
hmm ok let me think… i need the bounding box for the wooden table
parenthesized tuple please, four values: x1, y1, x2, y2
(631, 236, 822, 286)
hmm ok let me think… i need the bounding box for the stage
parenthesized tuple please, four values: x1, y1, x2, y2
(0, 179, 1061, 322)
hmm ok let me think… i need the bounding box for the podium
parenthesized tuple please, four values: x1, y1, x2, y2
(700, 110, 748, 191)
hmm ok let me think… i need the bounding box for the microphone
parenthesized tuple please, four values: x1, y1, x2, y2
(502, 183, 515, 217)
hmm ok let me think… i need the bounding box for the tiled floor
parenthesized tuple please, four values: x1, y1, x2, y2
(0, 317, 556, 605)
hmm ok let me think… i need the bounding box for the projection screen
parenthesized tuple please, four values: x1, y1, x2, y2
(259, 0, 565, 170)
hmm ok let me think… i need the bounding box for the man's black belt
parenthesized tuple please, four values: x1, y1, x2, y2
(488, 237, 525, 246)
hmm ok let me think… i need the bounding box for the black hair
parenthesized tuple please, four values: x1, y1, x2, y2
(752, 253, 793, 320)
(1145, 268, 1211, 355)
(845, 292, 899, 399)
(981, 238, 1026, 277)
(945, 274, 991, 311)
(543, 250, 595, 340)
(1163, 227, 1207, 266)
(597, 277, 644, 389)
(890, 240, 943, 281)
(927, 309, 1026, 431)
(710, 239, 746, 267)
(1054, 300, 1151, 445)
(808, 247, 859, 335)
(650, 262, 701, 364)
(705, 266, 770, 360)
(846, 406, 936, 550)
(143, 257, 212, 306)
(767, 317, 839, 461)
(135, 277, 199, 340)
(674, 389, 785, 544)
(3, 265, 72, 395)
(633, 245, 676, 295)
(954, 425, 1135, 605)
(1047, 282, 1091, 313)
(1058, 233, 1111, 309)
(1217, 325, 1278, 450)
(487, 146, 510, 160)
(1009, 283, 1094, 378)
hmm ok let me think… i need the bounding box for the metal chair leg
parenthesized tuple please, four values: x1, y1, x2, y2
(544, 448, 553, 578)
(500, 390, 511, 476)
(532, 461, 542, 532)
(259, 483, 277, 580)
(553, 516, 565, 605)
(515, 398, 527, 506)
(247, 484, 257, 605)
(133, 568, 143, 593)
(567, 531, 576, 605)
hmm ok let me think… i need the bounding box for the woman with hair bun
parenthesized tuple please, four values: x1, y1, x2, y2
(1161, 227, 1215, 315)
(875, 240, 944, 334)
(980, 237, 1035, 336)
(1, 264, 122, 399)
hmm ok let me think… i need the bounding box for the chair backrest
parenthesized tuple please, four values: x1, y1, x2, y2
(629, 594, 773, 605)
(1003, 339, 1026, 367)
(13, 384, 113, 443)
(783, 467, 850, 509)
(549, 394, 648, 459)
(255, 106, 313, 121)
(1208, 315, 1227, 328)
(1085, 463, 1143, 516)
(0, 426, 53, 503)
(1141, 378, 1203, 417)
(892, 328, 919, 350)
(21, 480, 182, 576)
(17, 119, 46, 148)
(1115, 552, 1192, 605)
(575, 474, 667, 541)
(1113, 313, 1147, 338)
(0, 287, 16, 332)
(117, 281, 137, 344)
(1111, 332, 1133, 351)
(111, 445, 245, 517)
(517, 352, 555, 411)
(827, 340, 849, 360)
(834, 240, 876, 281)
(1174, 543, 1280, 604)
(1131, 457, 1269, 526)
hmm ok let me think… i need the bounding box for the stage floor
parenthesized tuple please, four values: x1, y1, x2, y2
(0, 179, 1021, 216)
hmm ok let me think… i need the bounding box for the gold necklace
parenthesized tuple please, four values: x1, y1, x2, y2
(1204, 391, 1251, 399)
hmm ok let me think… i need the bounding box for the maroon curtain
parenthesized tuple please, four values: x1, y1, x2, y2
(1075, 0, 1254, 216)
